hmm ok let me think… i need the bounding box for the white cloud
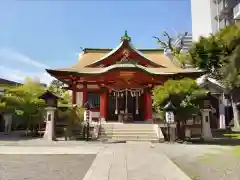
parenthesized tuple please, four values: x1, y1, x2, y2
(40, 72, 55, 85)
(0, 66, 26, 82)
(0, 48, 49, 69)
(0, 49, 54, 85)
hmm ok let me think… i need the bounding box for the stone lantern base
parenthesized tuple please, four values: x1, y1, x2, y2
(43, 107, 57, 141)
(3, 113, 12, 134)
(201, 109, 213, 141)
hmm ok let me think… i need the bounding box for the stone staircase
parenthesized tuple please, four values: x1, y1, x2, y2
(99, 123, 163, 142)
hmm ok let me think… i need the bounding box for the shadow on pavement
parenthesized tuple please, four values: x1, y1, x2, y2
(181, 128, 240, 146)
(185, 138, 240, 146)
(0, 131, 41, 141)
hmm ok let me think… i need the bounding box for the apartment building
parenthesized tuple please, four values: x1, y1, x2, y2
(182, 33, 193, 52)
(191, 0, 240, 41)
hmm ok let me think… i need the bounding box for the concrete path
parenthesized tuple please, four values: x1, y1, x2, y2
(83, 142, 191, 180)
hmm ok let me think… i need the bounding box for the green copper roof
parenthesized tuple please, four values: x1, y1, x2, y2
(121, 30, 131, 41)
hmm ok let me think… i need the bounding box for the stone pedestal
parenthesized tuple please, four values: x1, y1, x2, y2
(3, 113, 12, 134)
(201, 109, 213, 141)
(43, 107, 56, 141)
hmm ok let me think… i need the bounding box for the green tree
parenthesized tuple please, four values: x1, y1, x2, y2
(57, 105, 84, 138)
(174, 52, 192, 68)
(189, 35, 223, 78)
(189, 24, 240, 129)
(0, 77, 45, 133)
(152, 78, 205, 119)
(48, 79, 65, 94)
(48, 79, 71, 104)
(220, 45, 240, 129)
(58, 105, 84, 125)
(152, 78, 206, 139)
(153, 31, 191, 68)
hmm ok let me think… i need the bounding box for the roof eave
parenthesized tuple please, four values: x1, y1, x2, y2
(46, 65, 203, 79)
(86, 41, 124, 67)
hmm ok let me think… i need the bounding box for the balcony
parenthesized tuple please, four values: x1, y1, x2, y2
(234, 2, 240, 19)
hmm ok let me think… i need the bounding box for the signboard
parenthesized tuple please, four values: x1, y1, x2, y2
(84, 110, 92, 123)
(165, 111, 174, 123)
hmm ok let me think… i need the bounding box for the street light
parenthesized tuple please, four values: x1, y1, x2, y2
(83, 101, 91, 141)
(163, 101, 176, 142)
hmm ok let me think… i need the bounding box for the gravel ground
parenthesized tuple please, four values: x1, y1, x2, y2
(154, 143, 240, 180)
(0, 154, 96, 180)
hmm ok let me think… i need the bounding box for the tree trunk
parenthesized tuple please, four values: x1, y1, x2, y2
(231, 95, 240, 129)
(26, 116, 30, 136)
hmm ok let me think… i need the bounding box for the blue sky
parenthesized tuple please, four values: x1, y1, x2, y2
(0, 0, 192, 84)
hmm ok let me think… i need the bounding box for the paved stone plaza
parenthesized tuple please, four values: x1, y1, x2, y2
(0, 139, 236, 180)
(0, 154, 96, 180)
(0, 139, 191, 180)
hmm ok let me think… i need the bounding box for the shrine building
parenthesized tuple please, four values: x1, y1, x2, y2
(46, 32, 202, 122)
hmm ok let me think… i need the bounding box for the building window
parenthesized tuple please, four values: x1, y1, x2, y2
(87, 92, 100, 109)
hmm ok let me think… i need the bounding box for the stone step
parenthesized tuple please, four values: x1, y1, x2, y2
(100, 129, 155, 132)
(101, 131, 156, 135)
(100, 131, 156, 135)
(101, 124, 154, 128)
(108, 136, 158, 141)
(106, 133, 157, 137)
(101, 127, 155, 131)
(101, 136, 158, 140)
(99, 123, 160, 142)
(99, 139, 160, 143)
(102, 134, 158, 139)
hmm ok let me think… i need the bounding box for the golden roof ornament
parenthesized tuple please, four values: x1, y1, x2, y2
(121, 30, 131, 42)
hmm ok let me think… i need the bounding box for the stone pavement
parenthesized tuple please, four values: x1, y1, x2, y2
(83, 142, 191, 180)
(0, 154, 96, 180)
(0, 145, 102, 154)
(0, 140, 191, 180)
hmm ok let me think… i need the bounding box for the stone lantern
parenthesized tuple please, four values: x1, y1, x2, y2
(3, 113, 12, 135)
(163, 101, 176, 142)
(164, 101, 176, 124)
(199, 95, 213, 141)
(39, 90, 61, 141)
(83, 101, 92, 141)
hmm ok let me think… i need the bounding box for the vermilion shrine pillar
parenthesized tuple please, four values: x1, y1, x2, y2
(82, 84, 87, 105)
(100, 89, 108, 121)
(144, 91, 152, 121)
(72, 88, 77, 104)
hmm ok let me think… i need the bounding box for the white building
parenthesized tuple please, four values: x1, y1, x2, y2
(182, 33, 193, 52)
(191, 0, 240, 41)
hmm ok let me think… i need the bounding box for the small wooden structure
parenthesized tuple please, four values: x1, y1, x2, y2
(38, 90, 62, 107)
